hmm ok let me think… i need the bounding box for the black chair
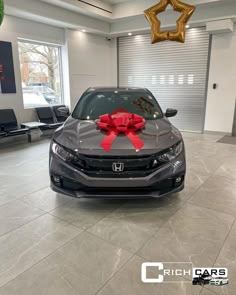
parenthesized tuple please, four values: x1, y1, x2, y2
(0, 109, 29, 137)
(52, 105, 70, 123)
(35, 107, 63, 129)
(0, 131, 7, 138)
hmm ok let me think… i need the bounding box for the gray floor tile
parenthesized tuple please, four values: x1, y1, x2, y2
(0, 260, 79, 295)
(0, 214, 82, 287)
(0, 189, 19, 207)
(0, 200, 45, 237)
(184, 138, 234, 176)
(23, 187, 69, 212)
(97, 256, 202, 295)
(44, 231, 132, 295)
(138, 203, 234, 267)
(214, 158, 236, 181)
(201, 289, 220, 295)
(189, 175, 236, 217)
(187, 155, 224, 175)
(88, 196, 184, 253)
(0, 152, 50, 198)
(0, 181, 49, 200)
(204, 222, 236, 295)
(177, 169, 210, 202)
(51, 198, 125, 230)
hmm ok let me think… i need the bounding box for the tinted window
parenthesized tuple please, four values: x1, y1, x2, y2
(72, 91, 163, 120)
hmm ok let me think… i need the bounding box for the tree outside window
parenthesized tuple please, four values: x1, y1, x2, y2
(18, 40, 63, 108)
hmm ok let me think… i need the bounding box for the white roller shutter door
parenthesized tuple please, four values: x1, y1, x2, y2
(118, 28, 210, 132)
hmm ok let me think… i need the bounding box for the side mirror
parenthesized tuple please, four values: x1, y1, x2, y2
(58, 107, 70, 116)
(165, 108, 178, 118)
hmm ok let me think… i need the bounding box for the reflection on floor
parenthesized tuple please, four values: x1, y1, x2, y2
(0, 133, 236, 295)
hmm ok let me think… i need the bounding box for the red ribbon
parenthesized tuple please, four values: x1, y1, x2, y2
(96, 109, 146, 152)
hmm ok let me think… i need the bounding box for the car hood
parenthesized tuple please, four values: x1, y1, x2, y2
(54, 117, 182, 156)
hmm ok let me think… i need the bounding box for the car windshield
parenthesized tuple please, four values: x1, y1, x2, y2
(72, 91, 163, 120)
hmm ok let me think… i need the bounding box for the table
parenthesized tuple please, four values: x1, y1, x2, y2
(21, 122, 46, 142)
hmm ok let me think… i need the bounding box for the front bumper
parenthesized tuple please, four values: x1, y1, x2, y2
(49, 153, 186, 199)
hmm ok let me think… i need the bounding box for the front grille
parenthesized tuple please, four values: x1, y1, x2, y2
(55, 176, 177, 193)
(71, 153, 164, 178)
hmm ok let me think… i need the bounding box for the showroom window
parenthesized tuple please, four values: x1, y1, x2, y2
(18, 40, 63, 109)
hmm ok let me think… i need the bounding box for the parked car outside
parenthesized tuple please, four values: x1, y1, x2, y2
(23, 90, 49, 108)
(23, 86, 60, 104)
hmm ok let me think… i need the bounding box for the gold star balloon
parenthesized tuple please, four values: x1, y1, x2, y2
(144, 0, 195, 44)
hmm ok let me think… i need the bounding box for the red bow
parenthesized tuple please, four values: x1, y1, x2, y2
(96, 109, 146, 152)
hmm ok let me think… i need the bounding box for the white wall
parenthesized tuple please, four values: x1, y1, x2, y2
(65, 29, 117, 109)
(0, 15, 65, 123)
(205, 29, 236, 133)
(0, 15, 116, 123)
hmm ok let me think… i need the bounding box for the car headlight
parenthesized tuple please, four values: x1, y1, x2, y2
(157, 141, 183, 162)
(51, 142, 79, 162)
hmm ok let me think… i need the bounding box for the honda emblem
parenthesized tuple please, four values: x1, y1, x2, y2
(112, 162, 125, 172)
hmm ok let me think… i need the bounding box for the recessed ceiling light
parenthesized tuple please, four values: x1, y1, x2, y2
(185, 25, 190, 28)
(82, 29, 86, 32)
(128, 32, 132, 36)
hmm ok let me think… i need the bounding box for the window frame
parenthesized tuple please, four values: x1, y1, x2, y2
(18, 38, 64, 109)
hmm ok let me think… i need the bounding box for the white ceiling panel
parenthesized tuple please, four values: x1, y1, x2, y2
(4, 0, 236, 35)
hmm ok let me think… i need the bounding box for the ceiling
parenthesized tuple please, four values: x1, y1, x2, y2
(4, 0, 236, 36)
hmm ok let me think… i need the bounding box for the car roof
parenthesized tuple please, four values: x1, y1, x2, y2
(86, 87, 152, 94)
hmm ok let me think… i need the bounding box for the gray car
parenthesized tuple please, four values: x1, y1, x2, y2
(49, 87, 186, 198)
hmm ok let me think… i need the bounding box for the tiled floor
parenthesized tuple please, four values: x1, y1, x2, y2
(0, 133, 236, 295)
